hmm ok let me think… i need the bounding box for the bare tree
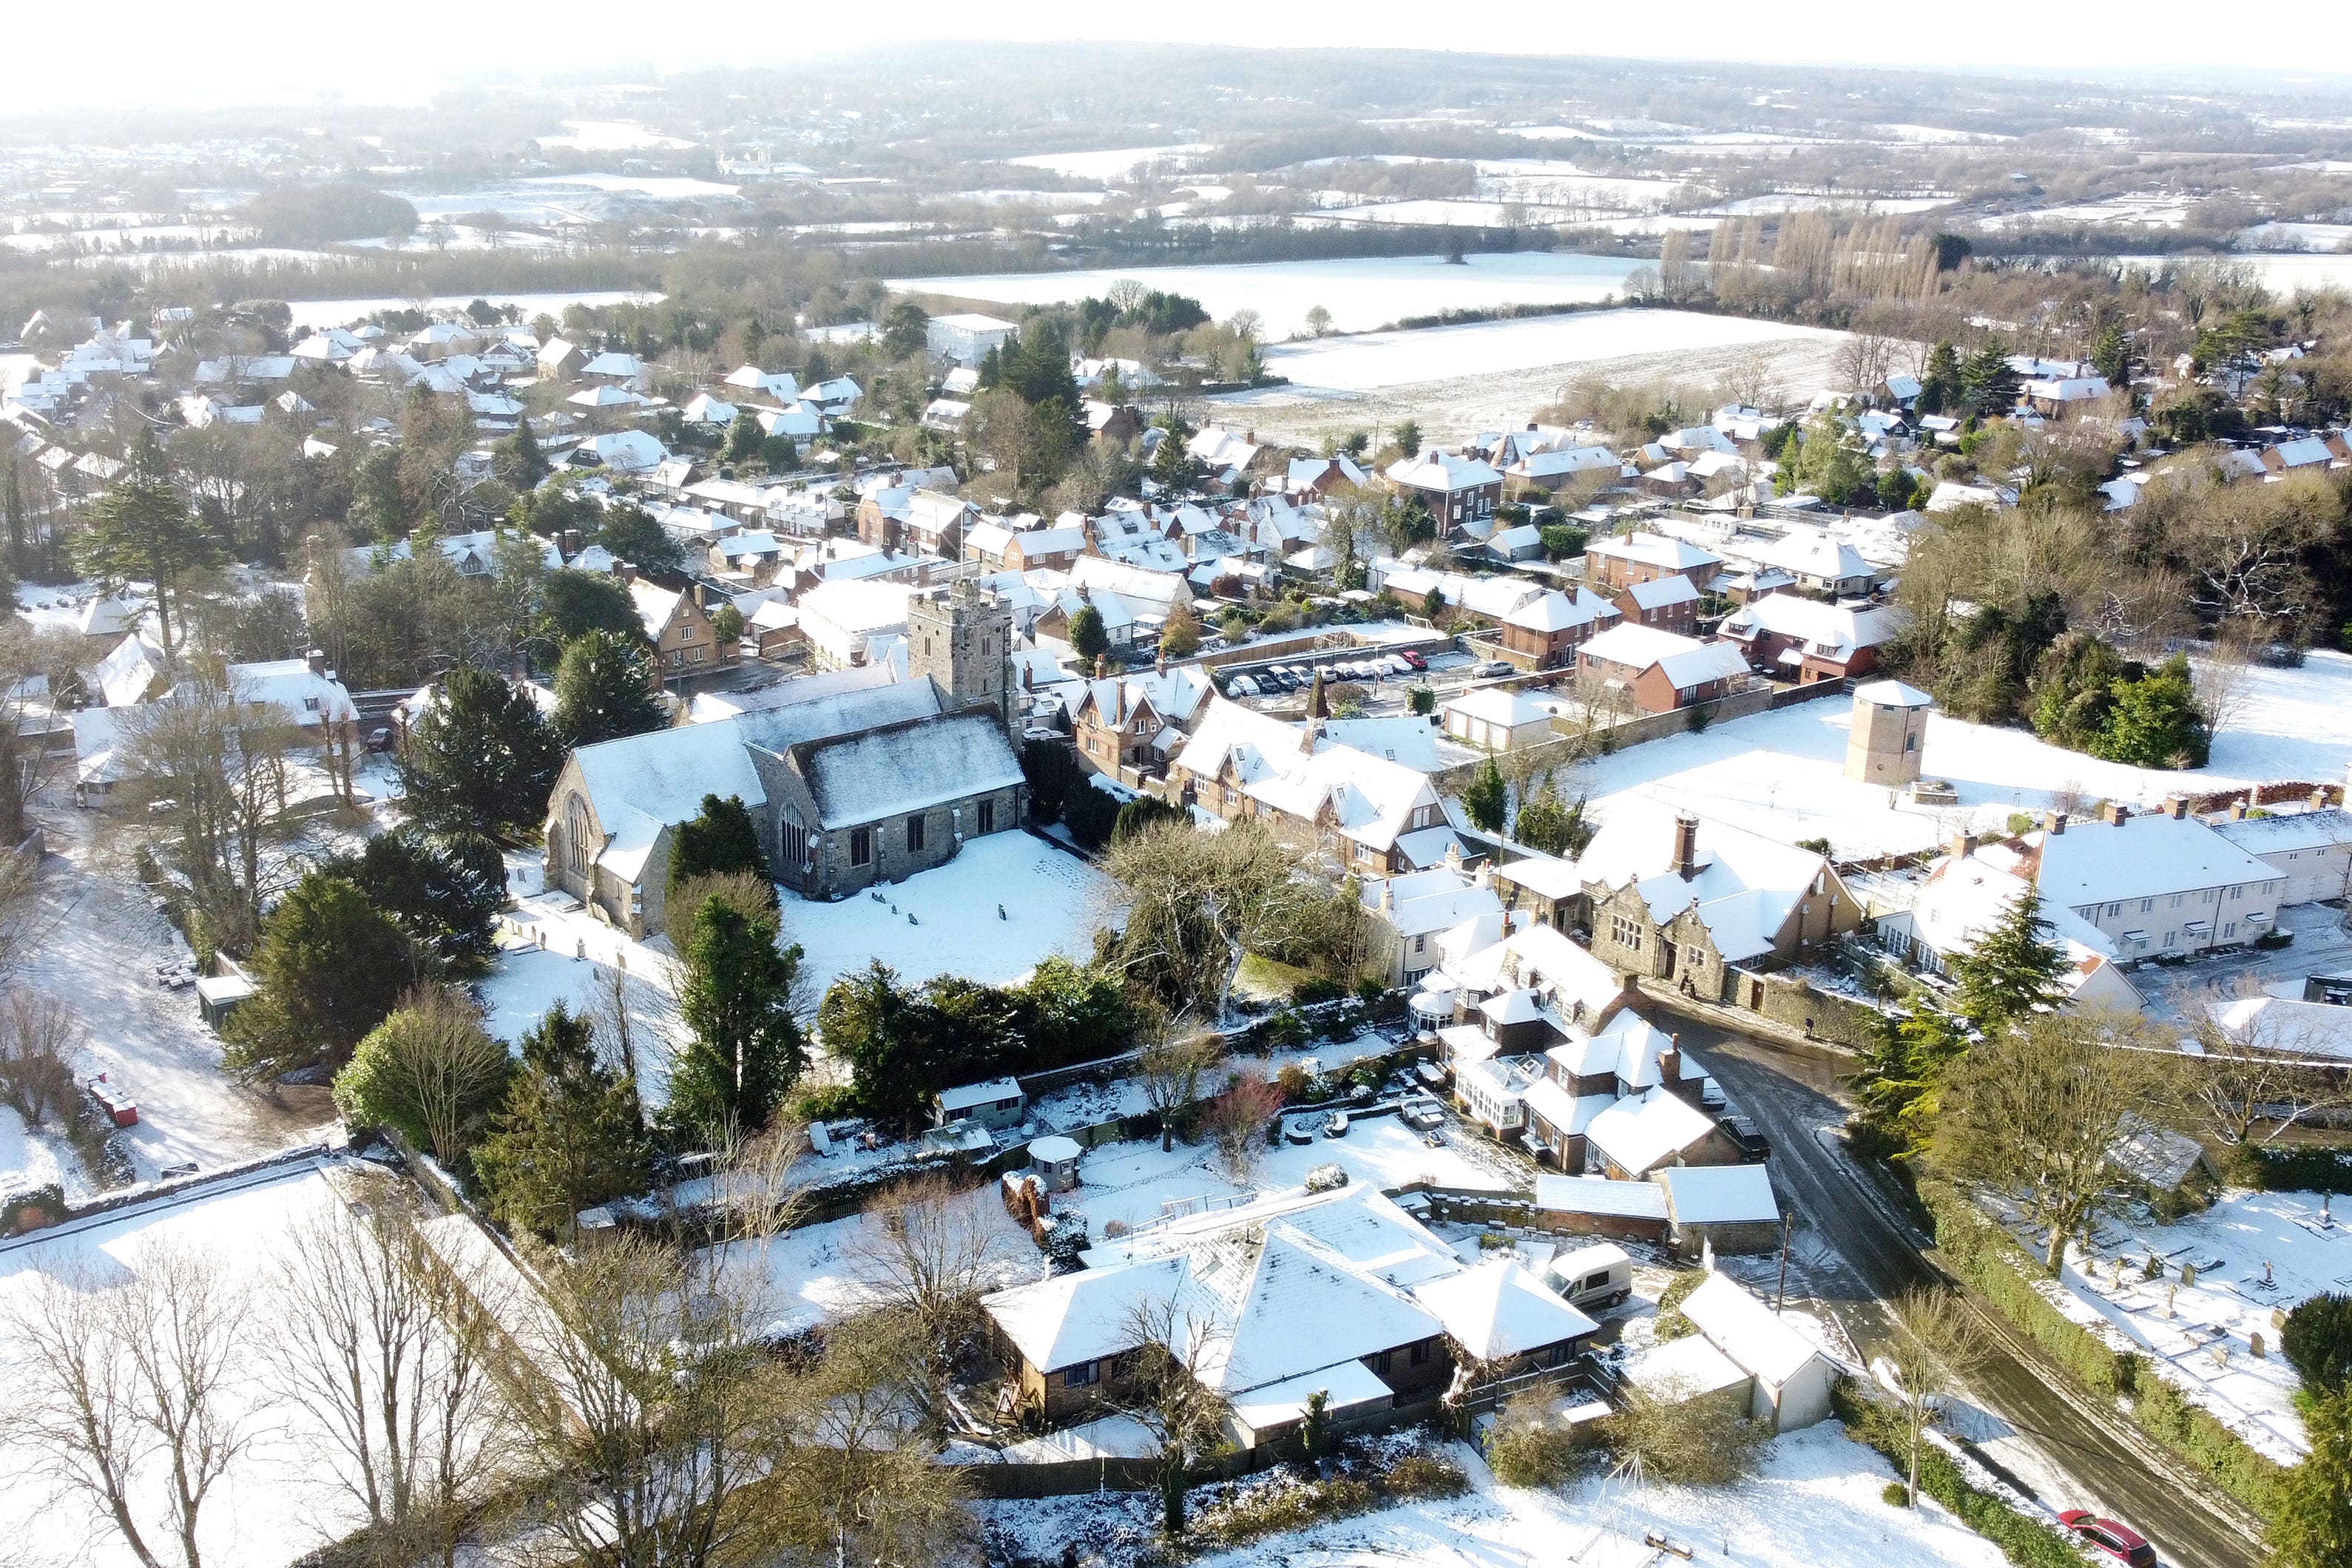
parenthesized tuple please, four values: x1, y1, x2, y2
(1881, 1287, 1988, 1505)
(261, 1175, 505, 1567)
(1934, 1012, 2178, 1274)
(1202, 1066, 1285, 1179)
(0, 619, 83, 844)
(0, 985, 82, 1126)
(1120, 1296, 1234, 1538)
(2191, 635, 2257, 740)
(1834, 331, 1902, 398)
(5, 1242, 249, 1568)
(1137, 1021, 1224, 1153)
(843, 1172, 1016, 1421)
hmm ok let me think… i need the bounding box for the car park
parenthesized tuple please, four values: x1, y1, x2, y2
(1398, 649, 1429, 672)
(2057, 1513, 2157, 1567)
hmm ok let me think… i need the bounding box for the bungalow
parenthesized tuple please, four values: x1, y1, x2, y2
(934, 1077, 1026, 1132)
(1575, 624, 1750, 714)
(1675, 1272, 1837, 1432)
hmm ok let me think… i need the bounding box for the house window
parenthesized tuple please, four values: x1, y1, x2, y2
(2106, 903, 2121, 918)
(1609, 913, 1644, 953)
(907, 814, 926, 853)
(849, 828, 872, 867)
(978, 799, 996, 834)
(1064, 1361, 1099, 1388)
(2225, 922, 2237, 938)
(1410, 1339, 1431, 1366)
(2140, 899, 2154, 913)
(1369, 1349, 1393, 1374)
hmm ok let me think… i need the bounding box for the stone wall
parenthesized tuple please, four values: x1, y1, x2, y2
(1428, 683, 1776, 794)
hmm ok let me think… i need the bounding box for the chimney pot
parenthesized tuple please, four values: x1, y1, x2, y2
(305, 647, 328, 675)
(1673, 813, 1700, 879)
(2228, 800, 2248, 820)
(2313, 788, 2329, 811)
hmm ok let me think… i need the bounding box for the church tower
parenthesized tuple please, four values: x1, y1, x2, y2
(1844, 679, 1933, 786)
(908, 579, 1016, 730)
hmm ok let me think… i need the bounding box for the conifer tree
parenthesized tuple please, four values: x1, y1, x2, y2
(667, 894, 806, 1143)
(474, 1002, 648, 1237)
(1463, 757, 1508, 834)
(1947, 890, 2069, 1033)
(553, 629, 665, 747)
(399, 663, 564, 843)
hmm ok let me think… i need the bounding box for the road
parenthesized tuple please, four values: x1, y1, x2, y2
(1663, 1013, 2265, 1568)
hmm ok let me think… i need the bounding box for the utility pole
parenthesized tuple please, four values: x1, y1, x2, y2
(1774, 1211, 1794, 1313)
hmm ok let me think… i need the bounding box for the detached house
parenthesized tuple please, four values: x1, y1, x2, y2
(1069, 665, 1215, 778)
(627, 574, 737, 681)
(1717, 594, 1905, 683)
(1584, 532, 1723, 595)
(1575, 624, 1750, 714)
(1497, 587, 1620, 671)
(1173, 697, 1450, 875)
(1385, 451, 1504, 533)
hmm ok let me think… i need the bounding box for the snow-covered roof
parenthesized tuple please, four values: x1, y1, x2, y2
(1657, 1164, 1778, 1227)
(1720, 594, 1905, 661)
(1907, 854, 2115, 960)
(570, 720, 768, 882)
(1443, 686, 1555, 729)
(2211, 808, 2352, 858)
(937, 1075, 1023, 1112)
(1578, 624, 1749, 689)
(1385, 450, 1503, 494)
(2030, 813, 2280, 912)
(1502, 586, 1618, 634)
(1532, 1174, 1669, 1218)
(1621, 1328, 1751, 1400)
(1853, 678, 1931, 708)
(1586, 532, 1721, 572)
(1682, 1271, 1827, 1387)
(1409, 1259, 1596, 1362)
(794, 709, 1024, 831)
(1584, 1087, 1719, 1176)
(1621, 574, 1700, 612)
(1575, 799, 1830, 964)
(2207, 995, 2352, 1062)
(229, 658, 356, 727)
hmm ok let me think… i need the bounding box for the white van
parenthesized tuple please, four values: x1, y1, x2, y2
(1549, 1241, 1635, 1312)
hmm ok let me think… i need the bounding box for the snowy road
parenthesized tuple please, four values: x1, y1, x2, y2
(1671, 1016, 2263, 1568)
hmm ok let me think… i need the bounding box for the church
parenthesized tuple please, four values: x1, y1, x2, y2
(541, 581, 1028, 936)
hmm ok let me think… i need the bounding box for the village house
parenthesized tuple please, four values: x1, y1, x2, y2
(1069, 665, 1215, 778)
(1869, 837, 2145, 1014)
(626, 573, 737, 683)
(1385, 450, 1504, 533)
(984, 1183, 1595, 1439)
(1716, 593, 1905, 683)
(1968, 802, 2284, 963)
(1172, 697, 1451, 876)
(2211, 805, 2352, 905)
(1610, 573, 1700, 635)
(1583, 532, 1723, 595)
(964, 518, 1087, 573)
(1496, 587, 1620, 671)
(1359, 865, 1510, 988)
(1577, 804, 1859, 1004)
(1575, 624, 1751, 714)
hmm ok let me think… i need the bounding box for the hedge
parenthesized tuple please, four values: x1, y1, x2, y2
(1917, 1177, 2285, 1518)
(2227, 1142, 2352, 1195)
(1832, 1383, 2081, 1568)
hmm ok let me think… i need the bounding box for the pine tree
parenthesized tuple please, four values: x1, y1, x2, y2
(1067, 604, 1109, 663)
(723, 408, 763, 464)
(1463, 757, 1508, 834)
(554, 629, 666, 747)
(496, 414, 550, 488)
(1947, 890, 2069, 1033)
(667, 894, 807, 1143)
(1918, 340, 1962, 415)
(474, 1003, 648, 1237)
(1960, 342, 2023, 418)
(399, 664, 565, 843)
(668, 794, 773, 899)
(1849, 1007, 1967, 1160)
(334, 825, 508, 976)
(76, 442, 223, 660)
(2092, 322, 2131, 391)
(223, 873, 416, 1083)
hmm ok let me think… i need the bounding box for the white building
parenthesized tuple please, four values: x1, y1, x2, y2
(1990, 804, 2284, 962)
(926, 313, 1018, 365)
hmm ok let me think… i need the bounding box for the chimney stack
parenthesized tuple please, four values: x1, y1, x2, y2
(2228, 800, 2248, 821)
(2044, 811, 2069, 836)
(1672, 813, 1700, 879)
(2101, 801, 2131, 826)
(305, 648, 328, 676)
(2166, 797, 2189, 820)
(1950, 831, 1979, 860)
(2314, 788, 2330, 811)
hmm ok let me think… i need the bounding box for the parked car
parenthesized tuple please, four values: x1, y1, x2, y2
(2057, 1513, 2157, 1567)
(1398, 649, 1429, 672)
(1322, 1111, 1350, 1138)
(1474, 659, 1513, 678)
(364, 724, 395, 753)
(1228, 675, 1259, 697)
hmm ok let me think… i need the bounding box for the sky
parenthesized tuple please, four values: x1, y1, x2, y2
(4, 0, 2348, 116)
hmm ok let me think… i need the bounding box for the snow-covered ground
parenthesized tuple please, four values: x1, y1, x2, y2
(783, 830, 1122, 998)
(0, 1103, 74, 1192)
(897, 251, 1650, 335)
(282, 289, 664, 332)
(2047, 1187, 2350, 1463)
(980, 1425, 2010, 1568)
(730, 1175, 1039, 1335)
(21, 811, 331, 1183)
(1234, 308, 1846, 397)
(1559, 651, 2352, 862)
(0, 1158, 402, 1568)
(1004, 144, 1214, 179)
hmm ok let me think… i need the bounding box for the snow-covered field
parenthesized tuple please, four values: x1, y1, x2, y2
(2049, 1188, 2349, 1463)
(2110, 251, 2352, 297)
(1561, 651, 2352, 862)
(0, 1103, 73, 1192)
(0, 1159, 392, 1568)
(896, 251, 1650, 335)
(1005, 144, 1213, 179)
(283, 288, 665, 332)
(532, 121, 700, 152)
(1235, 308, 1846, 396)
(981, 1425, 2010, 1568)
(782, 830, 1121, 998)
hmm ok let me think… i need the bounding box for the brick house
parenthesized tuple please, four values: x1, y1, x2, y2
(1383, 450, 1504, 533)
(627, 573, 737, 683)
(1583, 532, 1723, 594)
(1575, 624, 1749, 713)
(1717, 594, 1905, 684)
(1496, 587, 1619, 670)
(1611, 572, 1700, 635)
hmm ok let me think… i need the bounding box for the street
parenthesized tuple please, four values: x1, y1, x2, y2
(1663, 1012, 2266, 1568)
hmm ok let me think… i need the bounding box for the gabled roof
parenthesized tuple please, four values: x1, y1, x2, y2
(1410, 1260, 1596, 1361)
(1682, 1272, 1825, 1386)
(1584, 1087, 1719, 1176)
(1586, 532, 1721, 571)
(2027, 813, 2279, 910)
(1578, 624, 1748, 689)
(791, 709, 1024, 831)
(1502, 587, 1618, 634)
(570, 720, 768, 882)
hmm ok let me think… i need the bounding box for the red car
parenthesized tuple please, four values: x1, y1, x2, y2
(2058, 1511, 2156, 1567)
(1398, 649, 1429, 672)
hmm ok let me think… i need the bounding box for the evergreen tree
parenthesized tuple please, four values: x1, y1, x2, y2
(77, 442, 223, 660)
(1148, 425, 1199, 490)
(1513, 777, 1588, 857)
(398, 663, 564, 844)
(723, 409, 763, 464)
(1394, 420, 1422, 459)
(1947, 891, 2069, 1033)
(473, 1003, 648, 1237)
(2092, 322, 2131, 391)
(334, 825, 508, 976)
(1158, 602, 1202, 658)
(1003, 320, 1081, 410)
(1917, 340, 1962, 415)
(2030, 630, 2129, 751)
(820, 961, 929, 1123)
(666, 894, 806, 1142)
(1463, 757, 1508, 834)
(2285, 1294, 2352, 1398)
(669, 794, 773, 899)
(1067, 604, 1109, 663)
(974, 344, 1001, 391)
(594, 504, 683, 574)
(554, 629, 665, 747)
(495, 415, 550, 489)
(1848, 1006, 1968, 1160)
(540, 567, 645, 647)
(223, 873, 416, 1083)
(1960, 342, 2023, 418)
(2268, 1388, 2352, 1568)
(2094, 653, 2209, 768)
(759, 433, 798, 470)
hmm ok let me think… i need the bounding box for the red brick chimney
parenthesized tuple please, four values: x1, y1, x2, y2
(1672, 814, 1700, 879)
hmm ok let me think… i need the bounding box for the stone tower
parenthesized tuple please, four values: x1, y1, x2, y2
(908, 578, 1015, 730)
(1844, 679, 1933, 786)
